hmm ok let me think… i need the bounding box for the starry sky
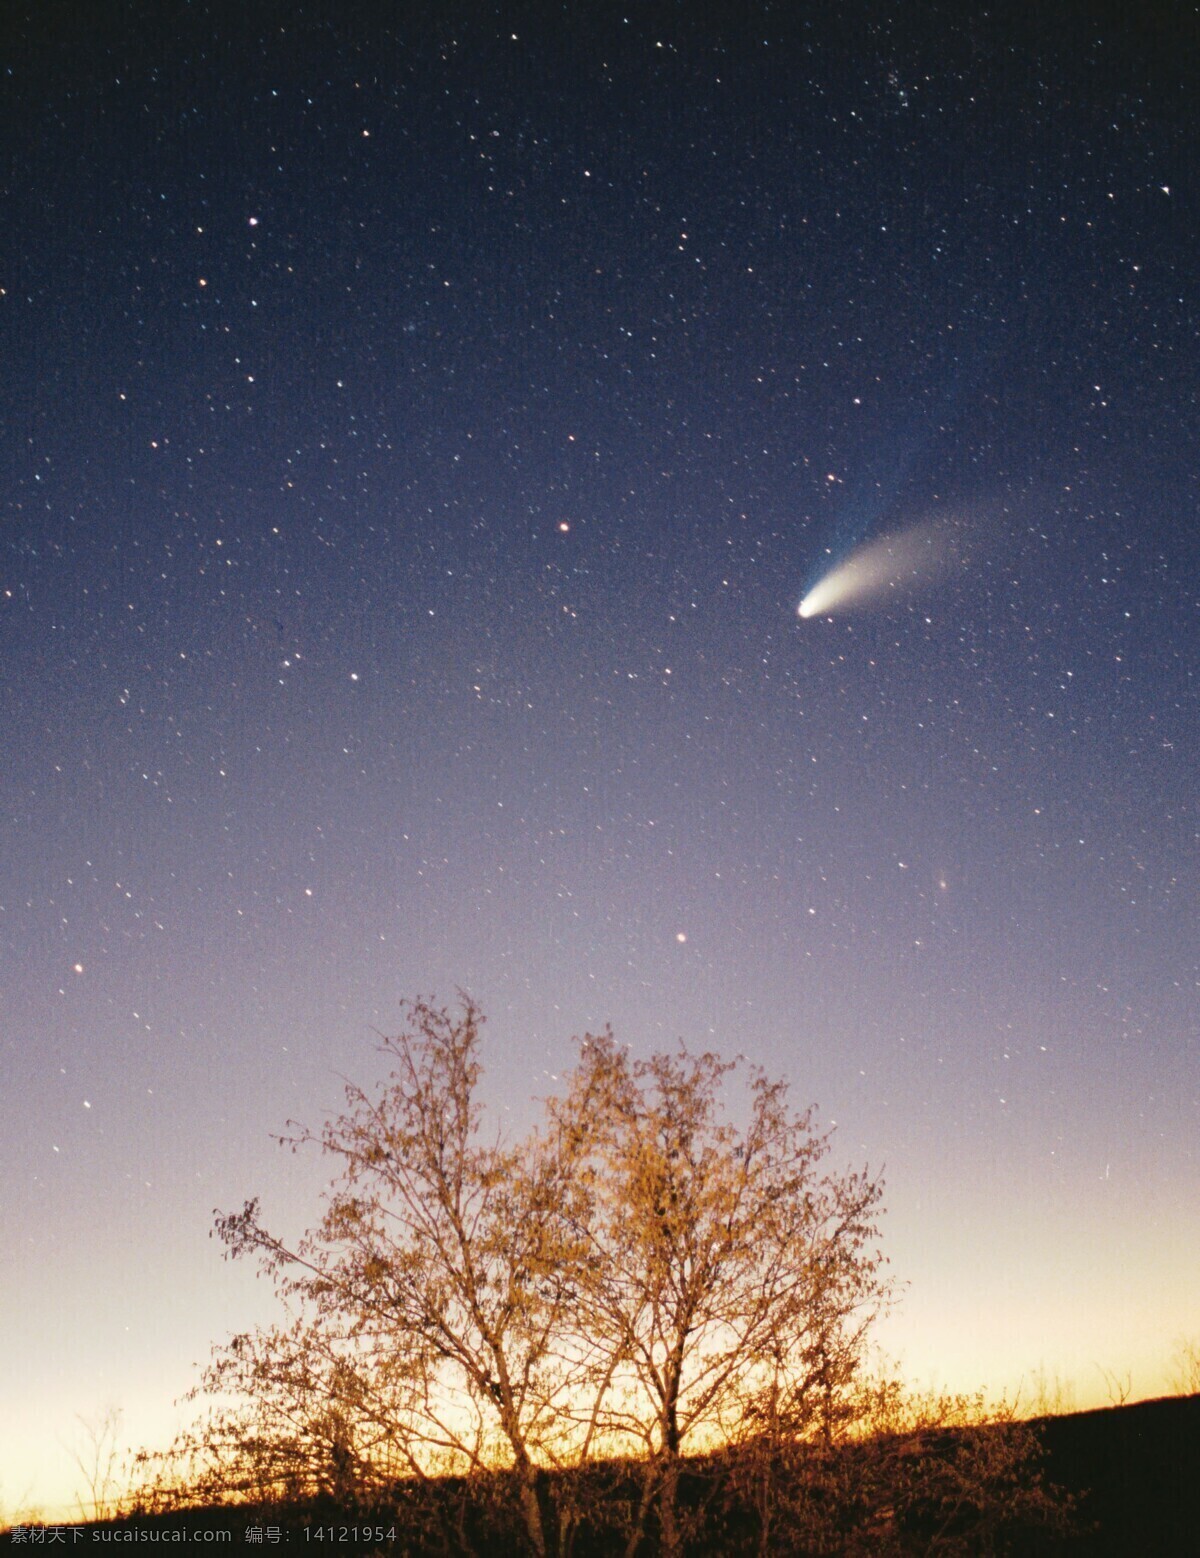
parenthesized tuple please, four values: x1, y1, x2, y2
(2, 0, 1197, 1521)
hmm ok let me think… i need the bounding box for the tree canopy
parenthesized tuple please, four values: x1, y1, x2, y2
(141, 996, 1069, 1556)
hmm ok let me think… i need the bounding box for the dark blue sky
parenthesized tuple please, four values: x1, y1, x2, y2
(2, 0, 1196, 1516)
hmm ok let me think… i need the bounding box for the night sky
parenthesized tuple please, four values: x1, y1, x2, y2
(3, 1, 1197, 1519)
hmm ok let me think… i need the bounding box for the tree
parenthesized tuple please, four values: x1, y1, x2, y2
(150, 996, 1061, 1555)
(65, 1406, 126, 1523)
(1170, 1337, 1200, 1396)
(546, 1034, 889, 1557)
(195, 996, 605, 1557)
(1095, 1365, 1132, 1408)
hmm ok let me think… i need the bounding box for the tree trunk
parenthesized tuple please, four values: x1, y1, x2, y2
(659, 1453, 681, 1558)
(657, 1375, 684, 1558)
(514, 1453, 546, 1558)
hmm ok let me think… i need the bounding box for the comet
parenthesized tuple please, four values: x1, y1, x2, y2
(797, 519, 957, 618)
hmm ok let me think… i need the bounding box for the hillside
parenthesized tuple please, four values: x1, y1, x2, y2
(3, 1394, 1197, 1554)
(1036, 1393, 1200, 1555)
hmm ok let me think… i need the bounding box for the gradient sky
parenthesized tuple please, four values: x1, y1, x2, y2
(2, 0, 1197, 1522)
